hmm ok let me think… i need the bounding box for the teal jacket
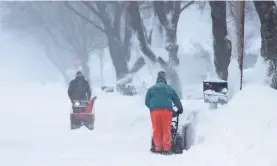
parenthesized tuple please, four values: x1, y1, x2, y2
(145, 78, 183, 112)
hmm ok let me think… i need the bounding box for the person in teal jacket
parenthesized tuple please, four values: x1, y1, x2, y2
(145, 71, 183, 154)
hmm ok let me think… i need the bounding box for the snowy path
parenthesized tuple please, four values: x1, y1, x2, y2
(1, 83, 277, 166)
(0, 83, 203, 166)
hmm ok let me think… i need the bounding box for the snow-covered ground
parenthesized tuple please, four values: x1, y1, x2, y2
(1, 65, 277, 166)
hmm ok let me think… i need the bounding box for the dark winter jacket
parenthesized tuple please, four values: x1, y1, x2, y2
(145, 77, 183, 112)
(68, 76, 91, 101)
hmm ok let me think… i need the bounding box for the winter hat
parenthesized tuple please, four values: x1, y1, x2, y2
(76, 71, 83, 77)
(156, 71, 167, 84)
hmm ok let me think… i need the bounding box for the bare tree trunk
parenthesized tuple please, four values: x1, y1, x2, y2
(153, 1, 183, 97)
(127, 1, 183, 97)
(127, 2, 157, 62)
(254, 1, 277, 89)
(107, 39, 129, 80)
(154, 1, 181, 66)
(124, 11, 133, 62)
(210, 1, 232, 81)
(107, 35, 130, 92)
(158, 21, 164, 46)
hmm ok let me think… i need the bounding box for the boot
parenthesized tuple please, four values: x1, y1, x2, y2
(162, 150, 172, 155)
(150, 148, 163, 154)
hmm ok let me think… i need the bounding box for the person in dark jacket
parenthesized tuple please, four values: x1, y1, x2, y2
(145, 71, 183, 154)
(68, 71, 91, 102)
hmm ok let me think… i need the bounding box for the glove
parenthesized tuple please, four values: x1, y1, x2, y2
(177, 108, 183, 114)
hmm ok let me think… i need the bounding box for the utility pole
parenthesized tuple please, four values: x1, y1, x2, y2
(236, 1, 245, 90)
(99, 48, 104, 88)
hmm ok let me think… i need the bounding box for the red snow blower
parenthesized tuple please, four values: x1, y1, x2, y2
(70, 96, 97, 130)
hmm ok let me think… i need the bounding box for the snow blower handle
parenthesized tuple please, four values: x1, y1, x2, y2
(172, 111, 179, 118)
(175, 113, 179, 126)
(172, 112, 179, 127)
(171, 111, 179, 140)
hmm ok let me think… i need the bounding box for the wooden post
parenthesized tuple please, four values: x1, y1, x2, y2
(99, 48, 104, 88)
(236, 1, 245, 90)
(209, 103, 218, 109)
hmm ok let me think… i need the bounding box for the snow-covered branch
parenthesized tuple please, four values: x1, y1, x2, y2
(180, 1, 195, 13)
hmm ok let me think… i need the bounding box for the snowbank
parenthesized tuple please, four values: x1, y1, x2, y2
(0, 82, 69, 133)
(193, 84, 277, 166)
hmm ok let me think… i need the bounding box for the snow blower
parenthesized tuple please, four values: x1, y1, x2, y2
(70, 96, 97, 130)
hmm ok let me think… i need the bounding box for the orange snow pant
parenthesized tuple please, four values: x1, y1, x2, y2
(150, 110, 172, 151)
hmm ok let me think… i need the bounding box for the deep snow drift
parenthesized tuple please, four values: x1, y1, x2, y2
(192, 84, 277, 166)
(1, 80, 277, 166)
